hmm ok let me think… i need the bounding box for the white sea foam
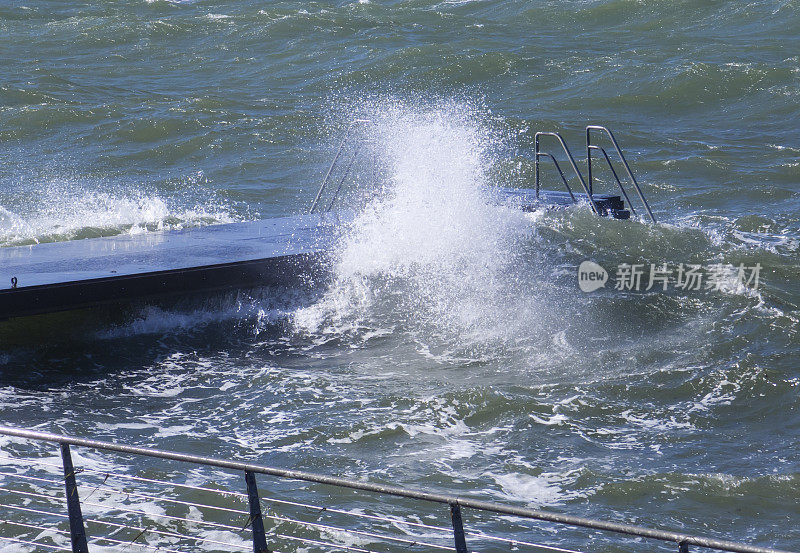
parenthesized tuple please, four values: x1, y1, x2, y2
(0, 180, 238, 247)
(292, 100, 541, 356)
(490, 471, 582, 506)
(93, 287, 307, 339)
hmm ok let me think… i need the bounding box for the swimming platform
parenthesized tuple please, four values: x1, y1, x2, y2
(0, 126, 654, 321)
(0, 190, 626, 321)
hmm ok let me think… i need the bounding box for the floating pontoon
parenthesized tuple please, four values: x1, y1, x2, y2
(0, 125, 654, 321)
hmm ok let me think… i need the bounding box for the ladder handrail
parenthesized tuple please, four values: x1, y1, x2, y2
(309, 118, 372, 214)
(586, 125, 656, 223)
(534, 152, 577, 203)
(588, 145, 637, 217)
(535, 131, 601, 215)
(325, 145, 362, 213)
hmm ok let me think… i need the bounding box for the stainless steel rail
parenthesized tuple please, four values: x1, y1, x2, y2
(534, 152, 577, 203)
(588, 144, 637, 216)
(309, 119, 372, 214)
(0, 426, 793, 553)
(586, 125, 656, 222)
(534, 132, 601, 215)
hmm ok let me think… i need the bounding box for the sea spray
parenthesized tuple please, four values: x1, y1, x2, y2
(293, 101, 543, 357)
(0, 178, 241, 247)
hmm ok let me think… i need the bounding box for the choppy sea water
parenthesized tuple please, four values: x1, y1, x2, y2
(1, 0, 799, 551)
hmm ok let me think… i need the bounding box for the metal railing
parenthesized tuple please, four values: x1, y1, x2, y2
(0, 426, 793, 553)
(309, 119, 372, 214)
(534, 132, 600, 215)
(533, 126, 657, 222)
(532, 152, 577, 203)
(312, 121, 656, 223)
(586, 125, 656, 222)
(587, 144, 637, 216)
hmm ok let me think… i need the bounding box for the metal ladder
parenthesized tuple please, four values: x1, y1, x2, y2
(309, 119, 372, 214)
(311, 121, 656, 223)
(534, 125, 656, 222)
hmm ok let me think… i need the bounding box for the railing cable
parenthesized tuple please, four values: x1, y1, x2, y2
(264, 512, 454, 551)
(0, 469, 65, 489)
(85, 517, 251, 551)
(80, 500, 247, 533)
(0, 484, 64, 503)
(87, 534, 186, 553)
(278, 532, 380, 553)
(0, 518, 70, 537)
(0, 456, 252, 502)
(259, 494, 451, 534)
(0, 426, 794, 553)
(1, 498, 584, 553)
(74, 483, 250, 517)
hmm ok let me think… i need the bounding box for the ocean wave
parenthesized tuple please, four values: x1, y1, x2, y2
(0, 178, 241, 247)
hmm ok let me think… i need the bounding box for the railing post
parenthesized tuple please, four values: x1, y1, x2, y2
(534, 133, 541, 198)
(586, 126, 593, 195)
(244, 471, 269, 553)
(679, 541, 689, 553)
(60, 443, 89, 553)
(449, 503, 468, 553)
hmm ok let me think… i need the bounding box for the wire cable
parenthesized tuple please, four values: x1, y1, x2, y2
(0, 518, 70, 537)
(264, 512, 453, 551)
(0, 456, 452, 537)
(468, 530, 587, 553)
(75, 484, 249, 517)
(0, 456, 585, 553)
(0, 485, 64, 503)
(81, 499, 246, 534)
(85, 516, 250, 551)
(0, 470, 64, 489)
(88, 534, 186, 553)
(259, 495, 451, 534)
(278, 533, 379, 553)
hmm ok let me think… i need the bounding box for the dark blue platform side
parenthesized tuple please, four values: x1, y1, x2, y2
(0, 187, 628, 322)
(0, 213, 342, 321)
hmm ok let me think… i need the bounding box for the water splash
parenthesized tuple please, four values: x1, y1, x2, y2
(293, 100, 542, 357)
(0, 177, 240, 247)
(94, 287, 311, 340)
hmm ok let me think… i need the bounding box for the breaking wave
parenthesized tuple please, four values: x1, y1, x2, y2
(292, 100, 550, 359)
(0, 176, 242, 247)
